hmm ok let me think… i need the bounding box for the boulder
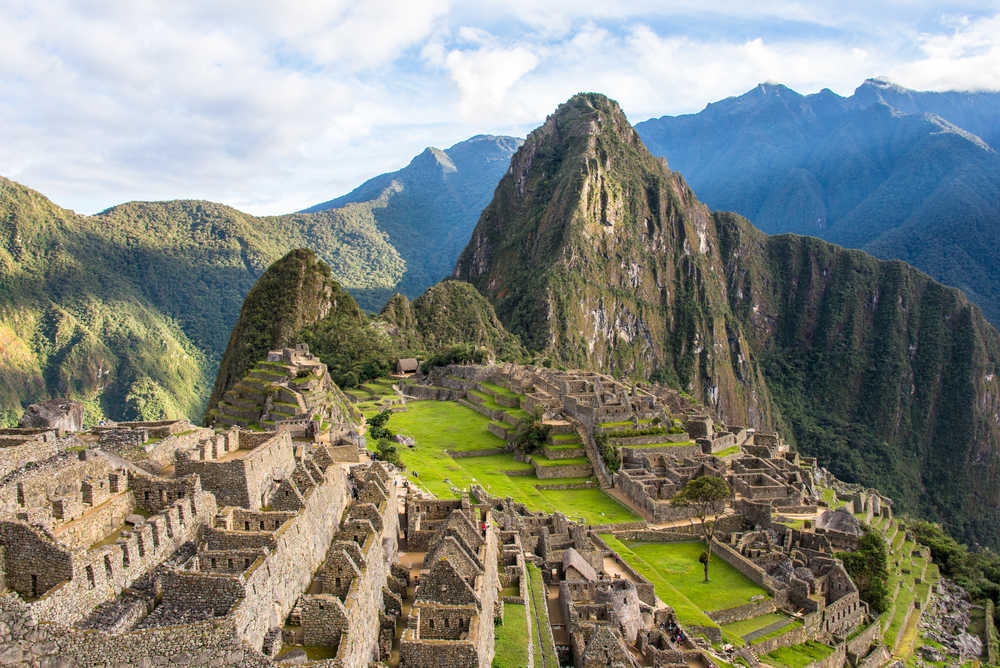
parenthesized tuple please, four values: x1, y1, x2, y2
(393, 434, 416, 447)
(816, 507, 863, 535)
(18, 399, 84, 433)
(276, 648, 308, 664)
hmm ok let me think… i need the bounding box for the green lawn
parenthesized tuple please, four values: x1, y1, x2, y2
(714, 445, 740, 457)
(626, 542, 770, 612)
(763, 641, 835, 668)
(600, 419, 654, 428)
(620, 440, 695, 448)
(480, 381, 520, 399)
(532, 455, 591, 467)
(599, 535, 718, 631)
(527, 564, 557, 668)
(468, 390, 531, 421)
(550, 433, 581, 442)
(720, 612, 790, 639)
(493, 603, 530, 668)
(372, 401, 637, 524)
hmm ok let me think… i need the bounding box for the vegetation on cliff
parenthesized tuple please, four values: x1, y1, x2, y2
(453, 92, 1000, 548)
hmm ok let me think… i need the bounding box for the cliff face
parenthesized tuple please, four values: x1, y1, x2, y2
(454, 93, 1000, 546)
(205, 248, 363, 416)
(454, 93, 778, 429)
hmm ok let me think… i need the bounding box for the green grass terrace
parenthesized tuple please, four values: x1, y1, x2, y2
(368, 400, 638, 525)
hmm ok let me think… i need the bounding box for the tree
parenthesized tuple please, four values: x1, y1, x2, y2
(838, 530, 890, 614)
(510, 410, 550, 455)
(671, 475, 730, 582)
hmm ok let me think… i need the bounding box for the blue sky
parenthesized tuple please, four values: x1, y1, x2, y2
(1, 1, 998, 215)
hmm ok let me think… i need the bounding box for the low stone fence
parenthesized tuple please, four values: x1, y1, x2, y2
(534, 481, 597, 490)
(532, 462, 593, 479)
(408, 385, 461, 401)
(448, 448, 506, 458)
(487, 423, 509, 440)
(619, 444, 702, 460)
(711, 539, 780, 595)
(708, 598, 777, 625)
(845, 617, 881, 663)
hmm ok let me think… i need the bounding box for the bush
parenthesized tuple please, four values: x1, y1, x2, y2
(420, 343, 487, 373)
(369, 409, 393, 440)
(613, 426, 667, 438)
(594, 431, 621, 472)
(838, 530, 890, 614)
(511, 415, 550, 455)
(374, 438, 403, 468)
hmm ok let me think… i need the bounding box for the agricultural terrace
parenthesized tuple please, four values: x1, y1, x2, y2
(366, 399, 638, 525)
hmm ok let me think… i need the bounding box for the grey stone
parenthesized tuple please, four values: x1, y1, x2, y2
(276, 648, 308, 664)
(125, 514, 147, 526)
(18, 399, 84, 433)
(0, 645, 23, 665)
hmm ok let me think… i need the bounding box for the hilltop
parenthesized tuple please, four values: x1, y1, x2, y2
(455, 92, 1000, 547)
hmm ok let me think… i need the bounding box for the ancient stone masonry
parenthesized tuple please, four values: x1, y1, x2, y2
(206, 345, 362, 447)
(398, 497, 500, 668)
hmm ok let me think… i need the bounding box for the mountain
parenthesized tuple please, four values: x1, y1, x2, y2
(378, 280, 524, 360)
(303, 134, 522, 308)
(0, 135, 520, 422)
(205, 248, 366, 415)
(634, 80, 1000, 325)
(455, 92, 1000, 547)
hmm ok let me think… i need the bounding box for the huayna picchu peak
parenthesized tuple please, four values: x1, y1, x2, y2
(455, 92, 1000, 549)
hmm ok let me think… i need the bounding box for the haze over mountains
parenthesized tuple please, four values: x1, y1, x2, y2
(636, 78, 1000, 324)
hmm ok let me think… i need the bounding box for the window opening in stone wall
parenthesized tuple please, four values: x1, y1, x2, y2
(104, 555, 113, 578)
(245, 558, 251, 569)
(245, 521, 251, 531)
(15, 483, 24, 506)
(31, 574, 38, 598)
(85, 565, 95, 589)
(136, 535, 145, 557)
(259, 520, 265, 530)
(122, 546, 130, 568)
(151, 524, 160, 548)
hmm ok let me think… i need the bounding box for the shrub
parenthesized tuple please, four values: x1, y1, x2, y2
(369, 409, 393, 440)
(511, 415, 550, 455)
(420, 343, 487, 373)
(374, 438, 403, 468)
(594, 431, 621, 472)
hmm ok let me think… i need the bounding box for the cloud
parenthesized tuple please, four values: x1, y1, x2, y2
(888, 14, 1000, 91)
(0, 2, 996, 216)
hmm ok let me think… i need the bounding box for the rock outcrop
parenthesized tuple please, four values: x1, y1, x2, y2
(18, 399, 83, 433)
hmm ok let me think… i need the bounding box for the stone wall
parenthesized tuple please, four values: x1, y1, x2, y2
(708, 598, 777, 625)
(175, 431, 295, 510)
(52, 489, 135, 550)
(24, 489, 217, 627)
(0, 437, 62, 479)
(710, 539, 781, 595)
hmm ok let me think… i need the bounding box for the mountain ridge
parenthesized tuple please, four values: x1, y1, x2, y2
(635, 79, 1000, 326)
(454, 91, 1000, 547)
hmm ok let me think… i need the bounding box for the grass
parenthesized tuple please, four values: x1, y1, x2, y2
(620, 440, 695, 448)
(527, 564, 557, 668)
(493, 603, 530, 668)
(600, 419, 654, 428)
(599, 534, 718, 630)
(763, 641, 835, 667)
(550, 433, 581, 442)
(714, 445, 740, 457)
(480, 381, 520, 399)
(720, 612, 790, 639)
(626, 542, 769, 612)
(750, 619, 802, 645)
(532, 455, 591, 467)
(372, 401, 637, 525)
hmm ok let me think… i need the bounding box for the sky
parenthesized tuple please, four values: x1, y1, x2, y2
(1, 1, 999, 216)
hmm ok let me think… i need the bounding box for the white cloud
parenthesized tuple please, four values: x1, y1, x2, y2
(0, 2, 996, 215)
(889, 14, 1000, 91)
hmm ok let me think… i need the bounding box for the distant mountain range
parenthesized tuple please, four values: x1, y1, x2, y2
(636, 78, 1000, 324)
(0, 134, 520, 425)
(301, 134, 522, 309)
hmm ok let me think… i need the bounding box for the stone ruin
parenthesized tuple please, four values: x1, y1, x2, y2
(207, 345, 361, 445)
